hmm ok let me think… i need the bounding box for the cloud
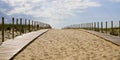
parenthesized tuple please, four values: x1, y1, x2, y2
(110, 0, 120, 2)
(1, 0, 101, 28)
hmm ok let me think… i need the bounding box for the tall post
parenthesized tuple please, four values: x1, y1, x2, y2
(94, 22, 96, 31)
(97, 22, 99, 32)
(2, 17, 4, 42)
(101, 22, 103, 33)
(32, 21, 33, 31)
(92, 23, 93, 30)
(105, 21, 108, 34)
(111, 21, 113, 35)
(16, 18, 18, 33)
(20, 18, 22, 35)
(12, 17, 14, 39)
(119, 21, 120, 37)
(34, 21, 36, 31)
(29, 20, 30, 32)
(25, 19, 27, 33)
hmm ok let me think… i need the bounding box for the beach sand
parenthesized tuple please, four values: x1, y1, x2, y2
(14, 29, 120, 60)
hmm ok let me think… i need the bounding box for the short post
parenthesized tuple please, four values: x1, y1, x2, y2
(111, 21, 113, 35)
(2, 17, 4, 42)
(105, 21, 108, 34)
(12, 17, 14, 39)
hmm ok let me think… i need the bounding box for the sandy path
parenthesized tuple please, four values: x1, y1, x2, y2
(14, 29, 120, 60)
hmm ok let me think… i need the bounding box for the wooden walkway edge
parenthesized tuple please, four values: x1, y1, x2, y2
(82, 30, 120, 46)
(0, 29, 48, 60)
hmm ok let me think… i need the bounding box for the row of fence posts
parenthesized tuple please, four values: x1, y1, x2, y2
(79, 21, 120, 36)
(1, 17, 44, 43)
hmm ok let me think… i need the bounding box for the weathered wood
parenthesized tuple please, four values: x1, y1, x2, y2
(16, 18, 18, 33)
(111, 21, 113, 34)
(25, 19, 27, 33)
(94, 22, 96, 31)
(29, 20, 30, 32)
(105, 21, 107, 34)
(12, 17, 14, 39)
(20, 18, 22, 35)
(101, 22, 103, 33)
(0, 29, 48, 60)
(2, 17, 4, 42)
(85, 30, 120, 46)
(97, 22, 99, 32)
(119, 21, 120, 36)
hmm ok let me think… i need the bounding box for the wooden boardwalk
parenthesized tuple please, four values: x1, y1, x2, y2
(83, 30, 120, 46)
(0, 29, 48, 60)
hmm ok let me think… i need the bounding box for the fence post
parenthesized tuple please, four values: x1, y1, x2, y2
(16, 18, 18, 34)
(31, 20, 33, 31)
(119, 21, 120, 37)
(97, 22, 99, 32)
(92, 23, 93, 30)
(105, 21, 108, 34)
(94, 22, 96, 31)
(12, 17, 14, 39)
(111, 21, 113, 35)
(35, 21, 36, 30)
(2, 17, 4, 42)
(28, 20, 30, 32)
(101, 22, 103, 33)
(24, 19, 27, 33)
(20, 18, 22, 35)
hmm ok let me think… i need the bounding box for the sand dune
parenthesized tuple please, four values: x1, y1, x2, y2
(14, 29, 120, 60)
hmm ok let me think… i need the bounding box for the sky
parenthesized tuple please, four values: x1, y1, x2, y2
(0, 0, 120, 29)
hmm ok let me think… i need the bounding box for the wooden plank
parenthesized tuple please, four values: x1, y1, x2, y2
(0, 29, 48, 60)
(83, 30, 120, 46)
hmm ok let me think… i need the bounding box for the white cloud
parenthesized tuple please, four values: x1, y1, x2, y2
(2, 0, 101, 28)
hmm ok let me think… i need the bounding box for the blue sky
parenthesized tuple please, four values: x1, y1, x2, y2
(0, 0, 120, 28)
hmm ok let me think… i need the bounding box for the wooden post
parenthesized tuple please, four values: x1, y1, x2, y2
(39, 22, 41, 30)
(16, 18, 18, 33)
(20, 18, 22, 35)
(25, 19, 27, 33)
(2, 17, 4, 42)
(92, 23, 93, 30)
(32, 21, 33, 31)
(29, 20, 30, 32)
(119, 21, 120, 37)
(111, 21, 113, 35)
(101, 22, 103, 33)
(105, 21, 108, 34)
(97, 22, 99, 32)
(34, 21, 36, 31)
(94, 22, 96, 31)
(12, 17, 14, 39)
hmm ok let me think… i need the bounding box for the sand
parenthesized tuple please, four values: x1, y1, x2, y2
(14, 29, 120, 60)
